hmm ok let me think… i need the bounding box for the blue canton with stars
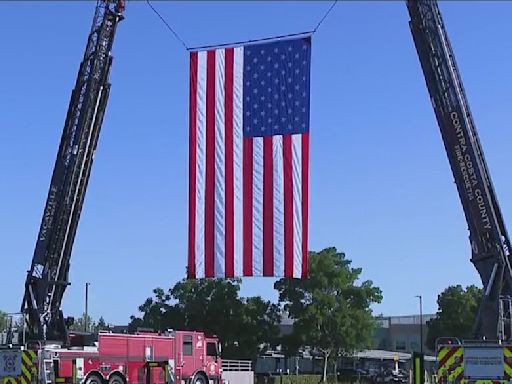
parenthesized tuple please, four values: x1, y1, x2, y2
(243, 36, 311, 138)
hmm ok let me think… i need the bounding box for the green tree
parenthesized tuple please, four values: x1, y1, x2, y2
(426, 284, 483, 351)
(274, 247, 382, 383)
(69, 313, 96, 332)
(237, 296, 281, 361)
(280, 331, 304, 356)
(128, 288, 175, 333)
(170, 278, 245, 342)
(129, 278, 281, 361)
(95, 316, 109, 332)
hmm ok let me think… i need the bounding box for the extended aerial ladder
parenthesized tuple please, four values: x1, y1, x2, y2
(407, 0, 512, 341)
(19, 0, 125, 345)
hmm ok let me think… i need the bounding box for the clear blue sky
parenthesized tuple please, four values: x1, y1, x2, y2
(1, 1, 511, 325)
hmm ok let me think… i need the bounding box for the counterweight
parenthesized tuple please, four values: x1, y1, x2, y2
(407, 0, 512, 340)
(21, 0, 125, 343)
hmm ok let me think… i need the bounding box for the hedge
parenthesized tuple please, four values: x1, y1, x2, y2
(281, 376, 322, 384)
(255, 375, 373, 384)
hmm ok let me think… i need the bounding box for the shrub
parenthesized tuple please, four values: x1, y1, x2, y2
(254, 374, 372, 384)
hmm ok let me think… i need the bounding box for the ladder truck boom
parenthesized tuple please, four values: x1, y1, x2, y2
(407, 0, 512, 341)
(21, 0, 125, 344)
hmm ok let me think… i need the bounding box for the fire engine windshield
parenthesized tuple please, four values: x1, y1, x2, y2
(206, 341, 218, 356)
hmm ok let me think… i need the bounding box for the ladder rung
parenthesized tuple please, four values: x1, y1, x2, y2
(43, 359, 54, 384)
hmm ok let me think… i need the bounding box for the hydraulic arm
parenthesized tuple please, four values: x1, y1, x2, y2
(21, 0, 125, 344)
(407, 0, 512, 340)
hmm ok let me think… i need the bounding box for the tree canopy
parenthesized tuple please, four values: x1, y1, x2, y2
(69, 314, 110, 333)
(69, 313, 95, 332)
(129, 246, 381, 375)
(129, 278, 280, 361)
(426, 284, 483, 350)
(274, 247, 382, 382)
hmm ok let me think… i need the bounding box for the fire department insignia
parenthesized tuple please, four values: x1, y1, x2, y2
(0, 352, 21, 377)
(3, 354, 16, 373)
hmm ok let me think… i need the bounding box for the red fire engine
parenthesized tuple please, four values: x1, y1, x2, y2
(44, 331, 222, 384)
(0, 329, 222, 384)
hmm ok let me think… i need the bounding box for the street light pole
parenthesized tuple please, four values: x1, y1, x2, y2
(416, 295, 423, 354)
(85, 282, 90, 332)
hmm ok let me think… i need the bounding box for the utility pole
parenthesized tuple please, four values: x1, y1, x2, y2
(416, 294, 423, 354)
(85, 282, 90, 332)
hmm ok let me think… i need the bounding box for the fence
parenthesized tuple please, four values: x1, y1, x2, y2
(222, 359, 253, 372)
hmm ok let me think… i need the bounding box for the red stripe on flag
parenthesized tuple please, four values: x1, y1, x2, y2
(301, 134, 309, 278)
(243, 139, 253, 276)
(187, 52, 198, 279)
(205, 50, 216, 278)
(224, 48, 235, 278)
(283, 135, 294, 277)
(263, 136, 274, 276)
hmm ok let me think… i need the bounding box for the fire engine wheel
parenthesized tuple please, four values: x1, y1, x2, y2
(108, 374, 125, 384)
(85, 374, 103, 384)
(191, 373, 208, 384)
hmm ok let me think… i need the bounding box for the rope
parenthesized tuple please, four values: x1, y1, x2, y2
(146, 0, 189, 50)
(146, 0, 338, 52)
(314, 0, 338, 33)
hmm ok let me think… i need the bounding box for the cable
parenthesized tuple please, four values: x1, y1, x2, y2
(146, 0, 338, 52)
(314, 0, 338, 33)
(146, 0, 189, 50)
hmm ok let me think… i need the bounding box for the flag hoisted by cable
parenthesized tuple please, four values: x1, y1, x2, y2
(188, 36, 311, 279)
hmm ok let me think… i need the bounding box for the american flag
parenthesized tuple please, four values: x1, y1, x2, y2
(188, 36, 311, 279)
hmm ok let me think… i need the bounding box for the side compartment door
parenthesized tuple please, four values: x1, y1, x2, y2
(193, 334, 205, 374)
(178, 333, 195, 379)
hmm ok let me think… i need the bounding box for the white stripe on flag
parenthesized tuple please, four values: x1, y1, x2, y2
(252, 136, 264, 276)
(292, 134, 303, 278)
(273, 135, 284, 276)
(195, 51, 207, 278)
(214, 49, 226, 277)
(233, 47, 244, 277)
